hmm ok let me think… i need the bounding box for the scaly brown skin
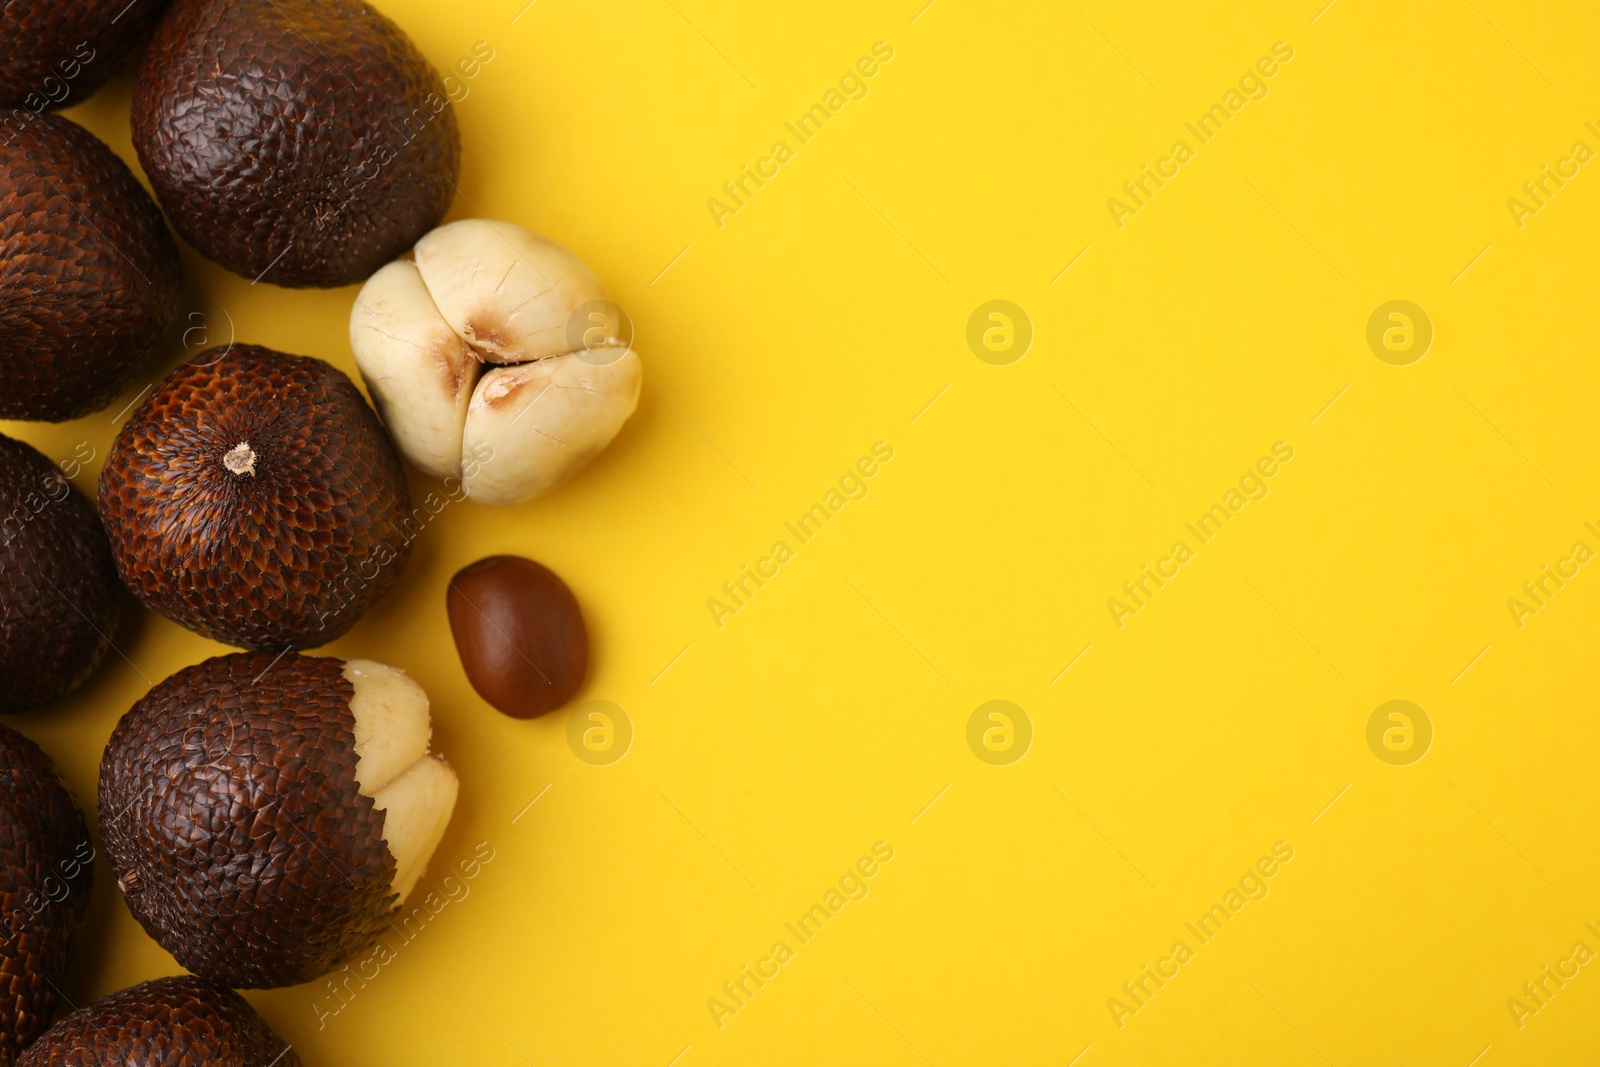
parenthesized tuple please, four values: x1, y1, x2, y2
(99, 653, 398, 989)
(15, 976, 300, 1067)
(132, 0, 461, 288)
(0, 433, 120, 713)
(0, 0, 169, 111)
(0, 726, 93, 1067)
(98, 344, 413, 651)
(0, 114, 183, 421)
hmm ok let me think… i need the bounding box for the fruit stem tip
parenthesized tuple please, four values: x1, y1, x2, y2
(223, 441, 257, 477)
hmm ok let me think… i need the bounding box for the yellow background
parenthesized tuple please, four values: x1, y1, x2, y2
(5, 0, 1599, 1062)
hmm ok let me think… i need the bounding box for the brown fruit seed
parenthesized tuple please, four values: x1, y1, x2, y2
(0, 726, 93, 1067)
(15, 976, 298, 1067)
(0, 113, 183, 421)
(0, 433, 121, 712)
(98, 652, 457, 989)
(0, 1, 168, 111)
(131, 0, 460, 288)
(98, 345, 413, 651)
(447, 555, 588, 718)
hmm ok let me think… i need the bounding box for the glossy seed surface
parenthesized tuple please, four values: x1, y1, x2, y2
(447, 555, 589, 719)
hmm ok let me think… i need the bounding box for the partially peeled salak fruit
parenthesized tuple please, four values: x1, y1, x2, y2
(98, 652, 458, 988)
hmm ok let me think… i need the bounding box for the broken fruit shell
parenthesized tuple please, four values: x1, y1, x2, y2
(351, 218, 642, 506)
(98, 652, 458, 988)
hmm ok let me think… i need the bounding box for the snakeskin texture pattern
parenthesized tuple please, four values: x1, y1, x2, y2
(131, 0, 461, 287)
(98, 652, 400, 989)
(16, 976, 301, 1066)
(97, 344, 413, 650)
(0, 114, 183, 421)
(0, 433, 120, 712)
(0, 0, 168, 110)
(0, 726, 92, 1067)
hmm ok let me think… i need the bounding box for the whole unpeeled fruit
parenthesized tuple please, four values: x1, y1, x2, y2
(352, 219, 642, 505)
(98, 345, 413, 650)
(0, 114, 183, 420)
(0, 1, 168, 110)
(132, 0, 460, 287)
(0, 725, 93, 1067)
(99, 652, 458, 988)
(0, 433, 120, 713)
(15, 976, 298, 1067)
